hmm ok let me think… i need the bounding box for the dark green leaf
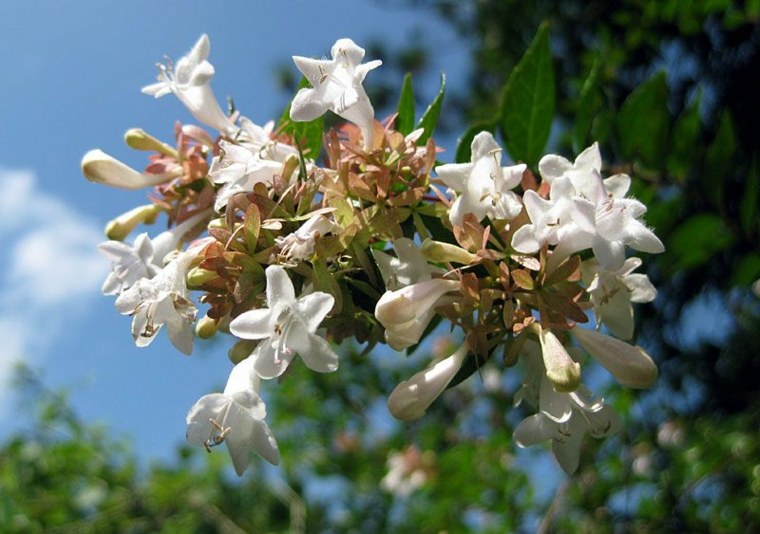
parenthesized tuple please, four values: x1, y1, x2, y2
(396, 73, 415, 135)
(704, 110, 737, 211)
(617, 71, 669, 168)
(667, 213, 736, 271)
(499, 21, 555, 168)
(416, 73, 446, 145)
(667, 94, 701, 181)
(573, 58, 602, 153)
(740, 156, 759, 236)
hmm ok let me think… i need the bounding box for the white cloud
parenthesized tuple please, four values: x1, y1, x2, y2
(0, 168, 108, 417)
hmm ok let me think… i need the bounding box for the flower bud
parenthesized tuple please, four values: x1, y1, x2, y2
(82, 149, 178, 189)
(195, 316, 219, 339)
(124, 128, 177, 158)
(228, 339, 257, 364)
(186, 267, 217, 288)
(572, 327, 658, 389)
(388, 342, 469, 420)
(104, 204, 161, 241)
(537, 326, 581, 392)
(421, 239, 478, 265)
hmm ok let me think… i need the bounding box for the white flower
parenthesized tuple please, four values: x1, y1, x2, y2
(142, 34, 238, 136)
(81, 149, 179, 189)
(380, 446, 432, 496)
(514, 386, 621, 474)
(99, 210, 210, 296)
(436, 131, 525, 227)
(387, 342, 469, 420)
(572, 327, 658, 389)
(186, 356, 280, 475)
(511, 175, 589, 255)
(375, 278, 460, 351)
(209, 117, 300, 211)
(114, 247, 201, 354)
(291, 38, 382, 149)
(372, 237, 440, 291)
(538, 142, 602, 191)
(274, 211, 340, 261)
(582, 257, 657, 340)
(573, 169, 664, 270)
(229, 265, 339, 379)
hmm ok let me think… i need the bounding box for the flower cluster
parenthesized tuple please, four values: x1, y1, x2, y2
(84, 35, 663, 475)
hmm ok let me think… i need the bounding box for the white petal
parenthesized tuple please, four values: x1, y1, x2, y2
(538, 154, 573, 183)
(514, 414, 555, 447)
(626, 273, 657, 303)
(230, 308, 276, 340)
(551, 423, 584, 474)
(289, 329, 339, 373)
(265, 265, 295, 306)
(295, 292, 334, 332)
(185, 393, 228, 445)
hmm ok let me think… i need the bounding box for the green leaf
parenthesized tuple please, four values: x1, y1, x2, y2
(396, 73, 415, 135)
(617, 71, 670, 168)
(730, 252, 760, 286)
(668, 213, 736, 271)
(455, 122, 496, 164)
(739, 156, 759, 236)
(499, 21, 555, 168)
(704, 110, 737, 211)
(278, 76, 324, 160)
(416, 73, 446, 145)
(667, 95, 701, 181)
(573, 58, 602, 153)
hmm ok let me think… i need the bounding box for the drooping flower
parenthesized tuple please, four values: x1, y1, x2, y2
(186, 356, 280, 475)
(81, 149, 180, 189)
(387, 341, 469, 420)
(435, 131, 525, 227)
(290, 38, 382, 149)
(514, 386, 621, 474)
(142, 34, 238, 136)
(375, 278, 461, 351)
(99, 209, 210, 296)
(229, 265, 339, 379)
(582, 256, 657, 340)
(114, 246, 202, 354)
(572, 326, 658, 389)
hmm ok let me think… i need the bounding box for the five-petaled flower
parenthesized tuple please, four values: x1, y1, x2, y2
(229, 265, 339, 379)
(290, 38, 382, 149)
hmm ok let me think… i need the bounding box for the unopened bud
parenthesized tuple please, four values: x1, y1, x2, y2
(195, 316, 219, 339)
(421, 239, 478, 265)
(228, 339, 257, 364)
(282, 153, 300, 180)
(536, 325, 581, 392)
(124, 128, 177, 158)
(82, 149, 178, 189)
(105, 204, 161, 241)
(186, 267, 217, 288)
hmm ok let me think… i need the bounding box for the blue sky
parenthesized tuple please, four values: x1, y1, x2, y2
(0, 1, 469, 462)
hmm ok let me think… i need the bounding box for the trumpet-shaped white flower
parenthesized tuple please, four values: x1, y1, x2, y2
(436, 132, 525, 227)
(582, 257, 657, 340)
(186, 356, 280, 475)
(514, 385, 621, 474)
(142, 34, 238, 136)
(372, 237, 440, 291)
(572, 327, 658, 389)
(229, 265, 339, 379)
(274, 212, 340, 261)
(99, 210, 210, 296)
(375, 278, 460, 351)
(387, 342, 469, 420)
(291, 38, 382, 149)
(81, 149, 180, 190)
(114, 247, 201, 354)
